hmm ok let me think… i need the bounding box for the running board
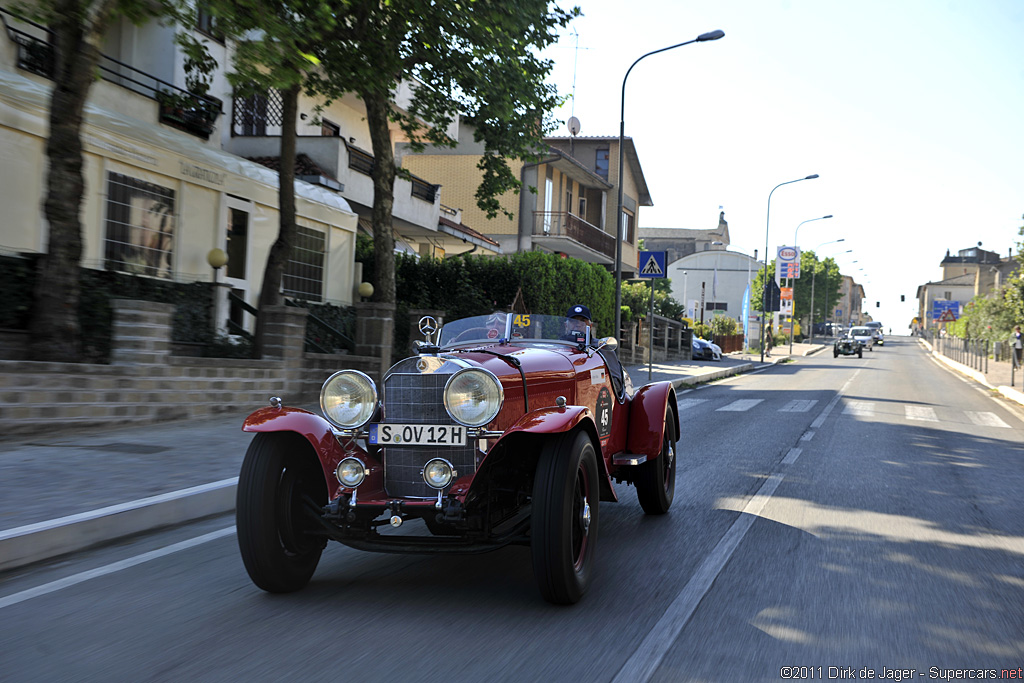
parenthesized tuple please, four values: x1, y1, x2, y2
(612, 453, 647, 466)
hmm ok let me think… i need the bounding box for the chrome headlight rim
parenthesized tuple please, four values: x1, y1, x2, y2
(335, 456, 367, 489)
(443, 367, 504, 428)
(421, 457, 457, 490)
(320, 369, 378, 430)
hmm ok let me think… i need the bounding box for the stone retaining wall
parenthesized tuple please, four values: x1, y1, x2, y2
(0, 299, 389, 438)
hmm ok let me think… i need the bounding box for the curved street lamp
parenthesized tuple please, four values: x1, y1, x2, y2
(760, 174, 819, 362)
(614, 29, 725, 340)
(789, 214, 833, 353)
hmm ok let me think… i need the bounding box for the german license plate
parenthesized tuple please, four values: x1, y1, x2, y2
(368, 423, 467, 447)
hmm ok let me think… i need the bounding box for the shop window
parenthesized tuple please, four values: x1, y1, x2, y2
(104, 172, 176, 279)
(283, 226, 326, 301)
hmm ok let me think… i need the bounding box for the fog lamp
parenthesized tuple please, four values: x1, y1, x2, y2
(421, 458, 456, 490)
(335, 457, 366, 488)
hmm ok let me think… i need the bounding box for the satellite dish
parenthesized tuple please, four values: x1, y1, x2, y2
(568, 116, 581, 136)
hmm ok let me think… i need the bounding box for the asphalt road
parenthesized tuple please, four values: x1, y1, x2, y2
(1, 336, 1022, 682)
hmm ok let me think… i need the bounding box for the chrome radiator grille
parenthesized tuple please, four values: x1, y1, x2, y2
(382, 372, 476, 498)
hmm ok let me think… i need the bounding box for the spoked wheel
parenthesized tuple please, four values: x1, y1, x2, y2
(236, 432, 327, 593)
(531, 430, 599, 605)
(635, 413, 677, 515)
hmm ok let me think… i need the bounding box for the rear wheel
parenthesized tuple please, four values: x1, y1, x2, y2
(236, 432, 327, 593)
(858, 348, 863, 358)
(833, 349, 838, 358)
(636, 414, 676, 515)
(531, 430, 599, 605)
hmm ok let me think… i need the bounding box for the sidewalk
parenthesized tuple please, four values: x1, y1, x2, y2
(0, 344, 819, 573)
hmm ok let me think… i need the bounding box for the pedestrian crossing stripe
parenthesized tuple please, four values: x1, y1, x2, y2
(641, 255, 664, 276)
(905, 405, 938, 422)
(966, 411, 1011, 428)
(717, 399, 764, 412)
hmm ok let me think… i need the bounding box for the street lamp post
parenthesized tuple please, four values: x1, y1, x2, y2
(789, 214, 832, 353)
(760, 174, 820, 362)
(809, 243, 849, 342)
(614, 29, 724, 341)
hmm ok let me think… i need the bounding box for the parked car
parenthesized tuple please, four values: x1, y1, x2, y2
(848, 326, 875, 351)
(235, 312, 679, 605)
(834, 335, 863, 358)
(692, 336, 722, 361)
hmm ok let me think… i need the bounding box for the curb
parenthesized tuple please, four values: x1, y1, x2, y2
(0, 478, 237, 573)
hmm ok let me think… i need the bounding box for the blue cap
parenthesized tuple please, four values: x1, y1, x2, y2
(566, 304, 591, 320)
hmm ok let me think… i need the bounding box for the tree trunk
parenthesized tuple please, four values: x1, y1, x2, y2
(254, 83, 300, 358)
(29, 4, 107, 362)
(362, 89, 397, 304)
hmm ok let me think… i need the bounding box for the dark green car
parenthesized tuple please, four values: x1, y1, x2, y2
(834, 336, 863, 358)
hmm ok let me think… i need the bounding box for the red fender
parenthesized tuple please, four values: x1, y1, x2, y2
(465, 405, 618, 503)
(242, 406, 379, 501)
(627, 382, 679, 459)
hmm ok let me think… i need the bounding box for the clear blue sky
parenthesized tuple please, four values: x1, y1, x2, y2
(541, 0, 1024, 329)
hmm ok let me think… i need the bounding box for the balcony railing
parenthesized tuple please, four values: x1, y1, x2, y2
(533, 212, 615, 260)
(1, 7, 222, 139)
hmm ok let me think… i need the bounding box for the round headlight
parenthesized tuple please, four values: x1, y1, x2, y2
(335, 457, 366, 488)
(422, 458, 456, 490)
(443, 368, 503, 427)
(320, 370, 377, 429)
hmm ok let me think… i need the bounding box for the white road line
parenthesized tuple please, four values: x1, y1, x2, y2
(612, 373, 863, 682)
(779, 400, 818, 413)
(612, 471, 788, 683)
(843, 401, 874, 417)
(0, 527, 235, 610)
(800, 431, 815, 441)
(905, 405, 938, 422)
(966, 411, 1011, 429)
(676, 398, 709, 411)
(716, 399, 764, 412)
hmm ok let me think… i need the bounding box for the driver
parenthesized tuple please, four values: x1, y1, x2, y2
(562, 304, 594, 342)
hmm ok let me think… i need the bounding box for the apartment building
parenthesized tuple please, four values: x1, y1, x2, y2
(0, 6, 501, 336)
(399, 133, 651, 277)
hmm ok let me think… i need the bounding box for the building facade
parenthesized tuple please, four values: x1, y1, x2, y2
(399, 133, 652, 277)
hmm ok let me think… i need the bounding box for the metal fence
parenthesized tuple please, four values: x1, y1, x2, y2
(921, 330, 989, 373)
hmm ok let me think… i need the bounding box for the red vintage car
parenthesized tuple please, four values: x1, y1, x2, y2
(236, 312, 679, 604)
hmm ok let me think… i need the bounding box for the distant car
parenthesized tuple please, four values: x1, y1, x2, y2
(833, 335, 863, 358)
(692, 337, 722, 361)
(864, 321, 884, 345)
(848, 326, 875, 351)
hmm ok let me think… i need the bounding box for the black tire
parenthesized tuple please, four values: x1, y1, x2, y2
(858, 349, 862, 358)
(531, 430, 600, 605)
(635, 414, 676, 515)
(236, 432, 327, 593)
(833, 349, 838, 358)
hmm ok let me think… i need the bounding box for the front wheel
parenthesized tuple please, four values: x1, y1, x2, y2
(635, 414, 676, 515)
(236, 432, 327, 593)
(834, 349, 838, 358)
(531, 430, 600, 604)
(858, 349, 863, 358)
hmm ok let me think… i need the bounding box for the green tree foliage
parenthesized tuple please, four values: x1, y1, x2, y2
(751, 252, 842, 325)
(392, 252, 615, 336)
(947, 292, 1015, 342)
(301, 0, 578, 305)
(708, 314, 738, 336)
(620, 281, 685, 323)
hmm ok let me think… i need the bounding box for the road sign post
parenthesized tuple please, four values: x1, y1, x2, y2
(638, 251, 666, 381)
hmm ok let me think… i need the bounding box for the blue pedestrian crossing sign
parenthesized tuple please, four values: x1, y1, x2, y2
(638, 251, 666, 278)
